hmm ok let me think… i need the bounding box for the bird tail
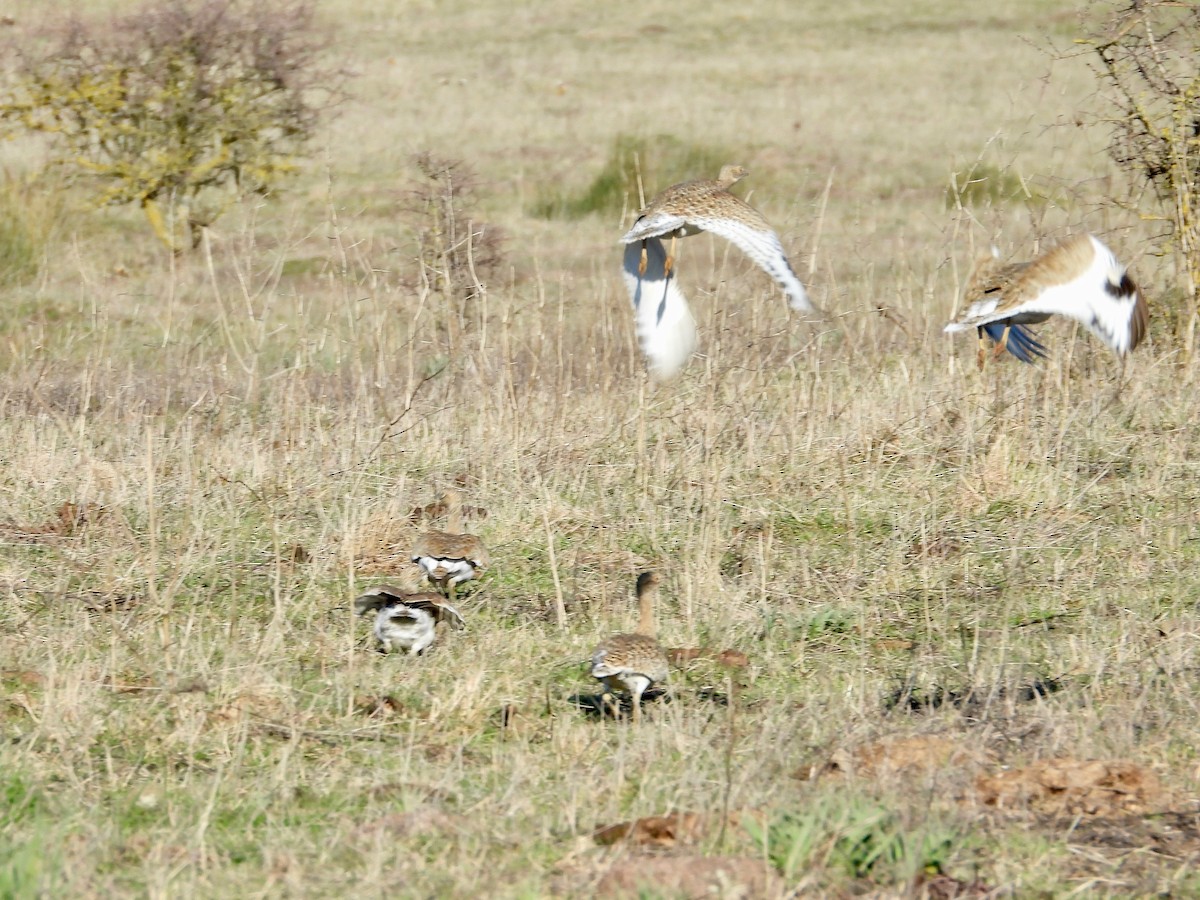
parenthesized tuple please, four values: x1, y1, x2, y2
(981, 322, 1047, 363)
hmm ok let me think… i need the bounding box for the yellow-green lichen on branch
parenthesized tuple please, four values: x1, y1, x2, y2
(0, 0, 337, 252)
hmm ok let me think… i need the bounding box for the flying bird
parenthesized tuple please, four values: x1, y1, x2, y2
(944, 233, 1148, 367)
(591, 571, 670, 723)
(354, 585, 465, 655)
(620, 165, 818, 379)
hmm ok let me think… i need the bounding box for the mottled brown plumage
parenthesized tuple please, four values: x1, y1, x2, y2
(411, 490, 489, 602)
(621, 164, 813, 312)
(591, 571, 670, 722)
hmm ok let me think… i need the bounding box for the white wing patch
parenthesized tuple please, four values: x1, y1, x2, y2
(621, 212, 692, 244)
(413, 555, 479, 586)
(1011, 236, 1142, 354)
(622, 237, 698, 379)
(687, 215, 813, 312)
(944, 235, 1146, 357)
(943, 296, 1000, 331)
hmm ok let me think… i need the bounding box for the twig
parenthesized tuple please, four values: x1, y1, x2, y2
(715, 673, 737, 851)
(542, 503, 568, 628)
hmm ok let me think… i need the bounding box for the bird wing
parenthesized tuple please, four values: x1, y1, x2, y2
(622, 236, 698, 380)
(686, 212, 814, 312)
(354, 584, 407, 616)
(413, 531, 487, 566)
(461, 536, 489, 569)
(409, 595, 466, 628)
(946, 235, 1147, 356)
(620, 211, 692, 244)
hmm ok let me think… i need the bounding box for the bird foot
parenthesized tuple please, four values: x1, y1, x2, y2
(992, 325, 1012, 360)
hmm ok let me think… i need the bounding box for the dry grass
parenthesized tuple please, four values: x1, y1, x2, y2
(2, 0, 1200, 897)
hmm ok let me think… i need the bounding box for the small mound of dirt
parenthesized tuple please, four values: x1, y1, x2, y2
(593, 811, 746, 848)
(975, 757, 1164, 817)
(912, 872, 993, 899)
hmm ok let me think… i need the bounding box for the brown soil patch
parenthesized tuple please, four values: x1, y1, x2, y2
(975, 758, 1164, 817)
(910, 872, 994, 899)
(595, 855, 783, 899)
(593, 811, 745, 848)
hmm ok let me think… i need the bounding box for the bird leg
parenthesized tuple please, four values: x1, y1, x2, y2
(663, 235, 677, 278)
(638, 240, 648, 277)
(976, 327, 988, 371)
(600, 690, 621, 721)
(992, 324, 1012, 360)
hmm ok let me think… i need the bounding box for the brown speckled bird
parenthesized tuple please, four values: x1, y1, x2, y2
(620, 165, 817, 379)
(591, 571, 670, 723)
(354, 585, 465, 655)
(411, 490, 489, 603)
(945, 233, 1148, 368)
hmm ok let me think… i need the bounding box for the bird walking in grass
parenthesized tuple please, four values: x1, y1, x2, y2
(620, 165, 818, 379)
(354, 585, 465, 655)
(411, 490, 489, 604)
(944, 233, 1148, 369)
(591, 571, 670, 723)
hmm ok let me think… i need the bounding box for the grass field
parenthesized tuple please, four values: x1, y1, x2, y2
(3, 1, 1200, 897)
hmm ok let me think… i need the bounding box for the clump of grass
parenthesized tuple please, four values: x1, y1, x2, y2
(746, 798, 959, 888)
(531, 133, 731, 220)
(945, 161, 1055, 209)
(0, 171, 64, 286)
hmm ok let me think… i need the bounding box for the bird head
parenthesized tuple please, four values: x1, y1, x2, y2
(717, 165, 749, 187)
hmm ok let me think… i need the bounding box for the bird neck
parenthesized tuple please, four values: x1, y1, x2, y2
(444, 491, 463, 533)
(636, 584, 658, 638)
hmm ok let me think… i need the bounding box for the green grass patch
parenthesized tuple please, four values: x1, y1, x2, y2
(0, 172, 66, 287)
(945, 161, 1058, 210)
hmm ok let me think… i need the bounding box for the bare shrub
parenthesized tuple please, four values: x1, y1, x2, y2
(403, 152, 505, 342)
(0, 0, 340, 252)
(1084, 2, 1200, 331)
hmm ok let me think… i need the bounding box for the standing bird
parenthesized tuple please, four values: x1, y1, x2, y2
(354, 585, 465, 655)
(944, 233, 1148, 368)
(591, 571, 670, 723)
(411, 490, 489, 604)
(620, 165, 818, 379)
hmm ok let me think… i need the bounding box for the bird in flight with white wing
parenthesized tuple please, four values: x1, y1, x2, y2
(944, 233, 1148, 368)
(620, 165, 819, 379)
